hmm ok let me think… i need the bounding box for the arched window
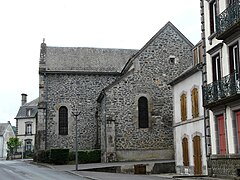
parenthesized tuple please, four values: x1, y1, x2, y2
(191, 88, 199, 118)
(182, 137, 189, 166)
(138, 97, 149, 128)
(181, 93, 187, 121)
(59, 106, 68, 135)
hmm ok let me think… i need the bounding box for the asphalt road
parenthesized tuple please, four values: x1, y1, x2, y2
(0, 160, 88, 180)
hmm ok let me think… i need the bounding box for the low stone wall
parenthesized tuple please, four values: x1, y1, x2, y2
(209, 155, 240, 178)
(116, 149, 174, 162)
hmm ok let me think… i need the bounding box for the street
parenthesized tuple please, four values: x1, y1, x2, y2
(0, 160, 87, 180)
(0, 160, 171, 180)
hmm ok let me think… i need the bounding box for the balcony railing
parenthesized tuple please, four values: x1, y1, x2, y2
(203, 71, 240, 107)
(216, 1, 240, 38)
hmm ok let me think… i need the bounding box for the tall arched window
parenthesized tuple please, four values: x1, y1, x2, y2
(181, 93, 187, 121)
(59, 106, 68, 135)
(138, 97, 149, 128)
(191, 88, 199, 118)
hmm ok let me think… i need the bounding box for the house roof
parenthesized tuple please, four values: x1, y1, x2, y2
(44, 47, 137, 73)
(0, 123, 9, 136)
(168, 64, 202, 86)
(121, 21, 194, 74)
(15, 98, 38, 119)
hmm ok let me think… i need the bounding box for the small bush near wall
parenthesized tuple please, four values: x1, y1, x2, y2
(87, 149, 101, 163)
(34, 150, 50, 163)
(50, 149, 69, 165)
(69, 149, 101, 164)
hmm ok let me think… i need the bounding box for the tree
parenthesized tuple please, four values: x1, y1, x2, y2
(7, 137, 22, 158)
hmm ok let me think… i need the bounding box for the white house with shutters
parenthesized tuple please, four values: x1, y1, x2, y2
(15, 94, 38, 154)
(170, 41, 207, 175)
(201, 0, 240, 178)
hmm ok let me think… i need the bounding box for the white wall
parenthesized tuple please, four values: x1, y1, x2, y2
(173, 71, 204, 123)
(173, 70, 207, 175)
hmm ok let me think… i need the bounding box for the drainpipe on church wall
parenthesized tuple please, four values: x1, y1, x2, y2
(44, 73, 48, 150)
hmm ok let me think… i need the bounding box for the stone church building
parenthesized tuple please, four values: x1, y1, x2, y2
(36, 22, 194, 162)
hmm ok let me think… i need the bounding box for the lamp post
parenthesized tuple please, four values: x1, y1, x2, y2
(72, 108, 81, 171)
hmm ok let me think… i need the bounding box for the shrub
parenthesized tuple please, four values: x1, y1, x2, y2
(87, 149, 101, 163)
(34, 150, 50, 163)
(50, 149, 69, 165)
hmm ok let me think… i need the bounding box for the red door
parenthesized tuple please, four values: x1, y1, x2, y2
(218, 115, 226, 154)
(236, 111, 240, 148)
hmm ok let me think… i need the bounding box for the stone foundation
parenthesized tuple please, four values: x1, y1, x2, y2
(209, 155, 240, 178)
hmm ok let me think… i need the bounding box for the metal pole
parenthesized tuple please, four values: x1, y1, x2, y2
(72, 111, 80, 171)
(75, 114, 78, 171)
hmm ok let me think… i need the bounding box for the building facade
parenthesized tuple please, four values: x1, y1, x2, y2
(97, 22, 194, 162)
(15, 94, 38, 153)
(36, 22, 194, 162)
(170, 42, 208, 175)
(0, 122, 15, 158)
(201, 0, 240, 177)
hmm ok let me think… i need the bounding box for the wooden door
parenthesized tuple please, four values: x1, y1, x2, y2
(193, 135, 202, 175)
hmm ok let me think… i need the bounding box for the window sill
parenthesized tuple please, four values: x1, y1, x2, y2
(208, 32, 217, 45)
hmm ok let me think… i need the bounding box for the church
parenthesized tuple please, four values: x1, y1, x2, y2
(36, 21, 194, 162)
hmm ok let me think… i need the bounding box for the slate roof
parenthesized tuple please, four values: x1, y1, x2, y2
(45, 47, 138, 73)
(15, 98, 38, 119)
(0, 123, 9, 136)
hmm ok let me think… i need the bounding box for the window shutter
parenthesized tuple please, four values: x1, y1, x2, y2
(218, 115, 226, 154)
(191, 90, 195, 118)
(181, 94, 187, 121)
(194, 89, 199, 117)
(182, 138, 189, 166)
(236, 111, 240, 148)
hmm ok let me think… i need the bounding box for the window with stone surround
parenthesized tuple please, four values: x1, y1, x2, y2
(25, 139, 32, 152)
(138, 97, 149, 128)
(209, 0, 218, 34)
(59, 106, 68, 135)
(25, 123, 32, 135)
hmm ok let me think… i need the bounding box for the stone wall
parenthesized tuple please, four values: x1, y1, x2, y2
(43, 73, 117, 150)
(210, 156, 240, 178)
(100, 23, 194, 161)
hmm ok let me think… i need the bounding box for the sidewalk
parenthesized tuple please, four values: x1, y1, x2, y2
(29, 160, 232, 180)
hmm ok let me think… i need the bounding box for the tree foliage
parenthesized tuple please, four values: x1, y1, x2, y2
(7, 137, 22, 155)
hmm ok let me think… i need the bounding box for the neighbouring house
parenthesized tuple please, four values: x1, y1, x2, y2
(15, 94, 38, 154)
(201, 0, 240, 178)
(0, 122, 15, 158)
(170, 41, 207, 175)
(36, 21, 194, 162)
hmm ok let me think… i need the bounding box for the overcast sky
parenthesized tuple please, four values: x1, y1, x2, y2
(0, 0, 201, 126)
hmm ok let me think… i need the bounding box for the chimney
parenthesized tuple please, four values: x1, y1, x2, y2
(21, 93, 27, 105)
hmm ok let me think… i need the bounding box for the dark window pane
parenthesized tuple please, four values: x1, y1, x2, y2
(59, 106, 68, 135)
(138, 97, 149, 128)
